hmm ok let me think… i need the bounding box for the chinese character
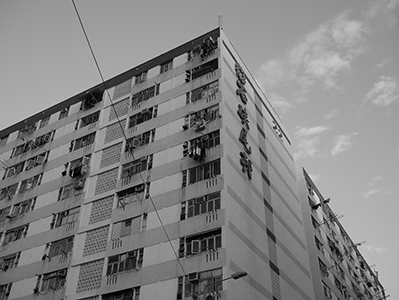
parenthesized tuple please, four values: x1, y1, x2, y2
(239, 127, 252, 154)
(236, 87, 248, 105)
(240, 151, 252, 180)
(237, 104, 250, 130)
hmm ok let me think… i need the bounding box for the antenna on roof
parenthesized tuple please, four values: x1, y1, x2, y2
(218, 15, 223, 29)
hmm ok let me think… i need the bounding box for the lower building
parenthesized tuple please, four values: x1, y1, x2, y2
(298, 168, 387, 300)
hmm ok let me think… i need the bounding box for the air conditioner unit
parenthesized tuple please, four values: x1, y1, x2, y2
(188, 272, 199, 282)
(8, 167, 16, 176)
(74, 180, 84, 190)
(36, 155, 45, 165)
(26, 181, 33, 190)
(26, 159, 36, 170)
(141, 108, 149, 115)
(132, 138, 141, 148)
(195, 119, 206, 132)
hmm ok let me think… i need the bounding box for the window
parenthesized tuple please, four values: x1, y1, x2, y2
(73, 132, 95, 151)
(125, 130, 155, 153)
(135, 72, 147, 84)
(131, 85, 159, 107)
(103, 287, 140, 300)
(184, 130, 220, 158)
(11, 198, 36, 217)
(160, 60, 173, 74)
(12, 143, 28, 158)
(311, 216, 319, 229)
(117, 184, 146, 208)
(11, 131, 53, 158)
(5, 161, 24, 178)
(58, 182, 83, 201)
(41, 269, 67, 291)
(81, 93, 102, 111)
(177, 268, 222, 299)
(19, 174, 42, 194)
(315, 236, 323, 251)
(179, 228, 221, 257)
(185, 104, 219, 130)
(190, 81, 218, 103)
(80, 111, 100, 128)
(17, 123, 37, 139)
(68, 155, 90, 178)
(121, 156, 151, 179)
(0, 253, 19, 271)
(318, 258, 328, 277)
(59, 107, 69, 120)
(339, 266, 345, 280)
(25, 152, 47, 171)
(0, 283, 12, 300)
(185, 159, 221, 185)
(39, 116, 50, 129)
(191, 59, 218, 81)
(334, 276, 342, 293)
(322, 282, 332, 299)
(128, 106, 158, 128)
(4, 225, 29, 244)
(113, 214, 147, 238)
(0, 136, 8, 147)
(48, 237, 73, 257)
(54, 207, 80, 228)
(180, 191, 220, 220)
(0, 184, 18, 201)
(106, 249, 143, 275)
(0, 207, 11, 222)
(31, 131, 53, 150)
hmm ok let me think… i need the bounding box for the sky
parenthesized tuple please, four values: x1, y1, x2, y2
(0, 0, 398, 297)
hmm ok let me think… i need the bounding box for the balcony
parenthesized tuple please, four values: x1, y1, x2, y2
(41, 252, 71, 271)
(116, 174, 147, 193)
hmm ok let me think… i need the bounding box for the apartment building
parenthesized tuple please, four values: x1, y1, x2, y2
(298, 168, 386, 300)
(0, 27, 315, 300)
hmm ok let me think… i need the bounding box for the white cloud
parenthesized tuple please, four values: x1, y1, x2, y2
(331, 133, 357, 156)
(364, 244, 390, 254)
(308, 173, 320, 181)
(268, 92, 295, 113)
(365, 76, 399, 106)
(323, 109, 339, 120)
(257, 60, 286, 88)
(361, 188, 382, 199)
(257, 10, 368, 95)
(376, 58, 389, 68)
(294, 126, 329, 159)
(367, 176, 383, 186)
(364, 0, 399, 28)
(296, 126, 329, 138)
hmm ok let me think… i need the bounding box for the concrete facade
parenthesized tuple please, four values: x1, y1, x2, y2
(297, 168, 386, 300)
(0, 27, 373, 300)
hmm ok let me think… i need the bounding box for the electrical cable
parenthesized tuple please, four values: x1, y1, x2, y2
(71, 0, 187, 276)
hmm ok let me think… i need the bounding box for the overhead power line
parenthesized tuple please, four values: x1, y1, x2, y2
(71, 0, 187, 276)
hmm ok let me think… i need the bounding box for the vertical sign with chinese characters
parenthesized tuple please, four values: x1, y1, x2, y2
(235, 62, 252, 180)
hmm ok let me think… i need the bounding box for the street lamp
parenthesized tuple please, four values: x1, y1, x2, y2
(194, 271, 248, 300)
